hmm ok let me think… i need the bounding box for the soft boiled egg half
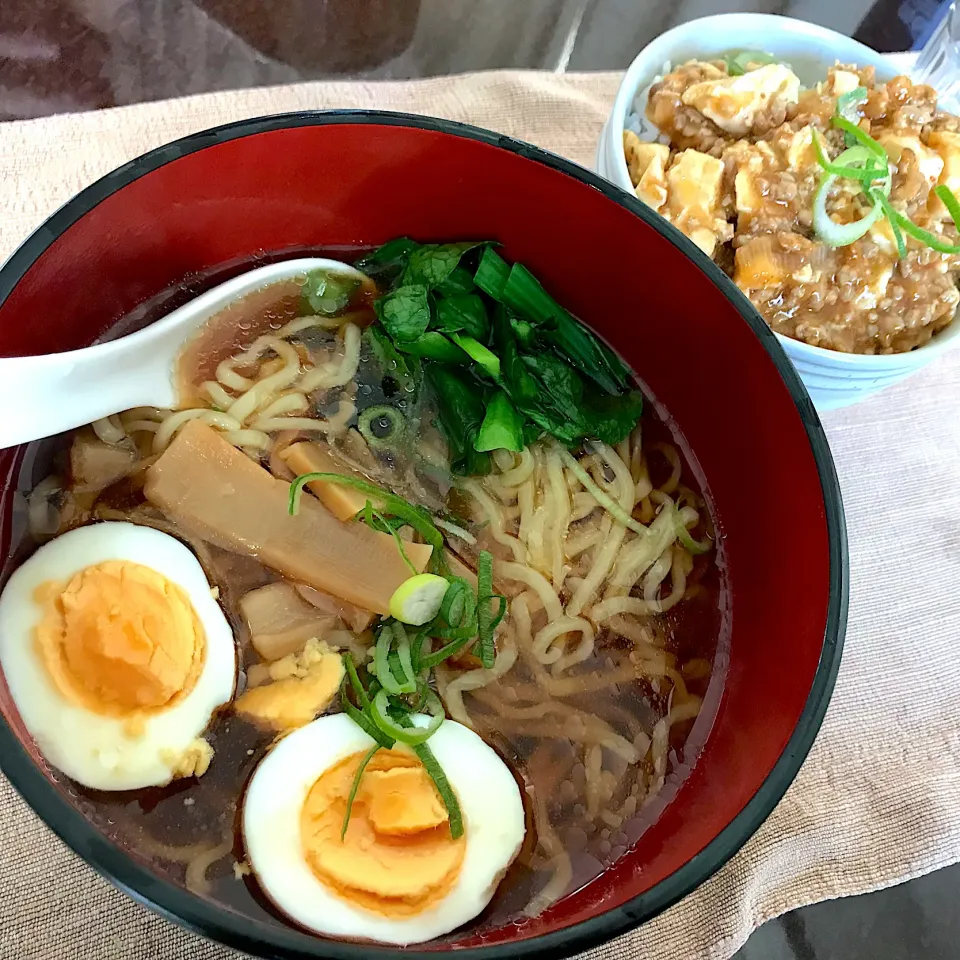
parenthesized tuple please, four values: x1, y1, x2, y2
(243, 713, 526, 945)
(0, 522, 236, 790)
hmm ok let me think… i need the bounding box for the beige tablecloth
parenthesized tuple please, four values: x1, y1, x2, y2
(2, 70, 960, 960)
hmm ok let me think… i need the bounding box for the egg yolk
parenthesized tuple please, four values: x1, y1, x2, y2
(35, 560, 205, 716)
(300, 749, 465, 917)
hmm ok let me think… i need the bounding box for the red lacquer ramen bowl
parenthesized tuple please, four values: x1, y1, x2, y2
(0, 113, 847, 959)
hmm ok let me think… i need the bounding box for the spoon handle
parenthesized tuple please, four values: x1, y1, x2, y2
(0, 258, 370, 451)
(0, 344, 176, 449)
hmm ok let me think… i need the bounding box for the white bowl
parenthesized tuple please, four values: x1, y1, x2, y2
(596, 13, 960, 411)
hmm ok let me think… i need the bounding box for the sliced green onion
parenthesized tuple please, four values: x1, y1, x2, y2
(418, 635, 473, 670)
(410, 626, 431, 674)
(836, 86, 868, 123)
(475, 550, 500, 669)
(393, 622, 417, 689)
(884, 205, 960, 254)
(870, 190, 907, 259)
(831, 115, 886, 159)
(302, 269, 361, 316)
(813, 173, 884, 247)
(375, 623, 417, 694)
(341, 687, 395, 749)
(448, 333, 501, 379)
(371, 688, 443, 744)
(935, 183, 960, 231)
(440, 578, 472, 628)
(473, 247, 510, 299)
(812, 132, 889, 186)
(358, 404, 406, 449)
(674, 513, 712, 556)
(341, 743, 380, 839)
(289, 472, 444, 558)
(724, 49, 778, 76)
(343, 654, 370, 709)
(370, 505, 418, 576)
(413, 739, 464, 839)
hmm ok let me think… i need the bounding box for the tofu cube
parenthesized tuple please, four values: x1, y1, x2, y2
(681, 64, 801, 136)
(826, 68, 862, 97)
(927, 130, 960, 218)
(879, 134, 945, 186)
(665, 149, 728, 256)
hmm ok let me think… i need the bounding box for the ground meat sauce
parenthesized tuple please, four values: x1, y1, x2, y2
(628, 60, 960, 354)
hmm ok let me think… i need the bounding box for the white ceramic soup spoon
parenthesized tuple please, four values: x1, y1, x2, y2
(0, 258, 372, 450)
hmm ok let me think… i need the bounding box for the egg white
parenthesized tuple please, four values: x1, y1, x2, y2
(243, 713, 525, 945)
(0, 522, 237, 791)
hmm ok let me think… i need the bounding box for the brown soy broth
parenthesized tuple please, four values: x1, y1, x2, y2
(5, 246, 729, 940)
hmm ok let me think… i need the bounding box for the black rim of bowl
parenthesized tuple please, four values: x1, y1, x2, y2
(0, 110, 848, 960)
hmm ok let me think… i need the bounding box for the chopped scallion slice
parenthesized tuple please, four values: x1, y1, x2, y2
(371, 688, 443, 744)
(870, 190, 907, 259)
(884, 204, 960, 254)
(830, 115, 887, 159)
(413, 739, 464, 839)
(811, 132, 889, 186)
(343, 653, 369, 708)
(836, 86, 868, 124)
(375, 623, 417, 695)
(340, 743, 380, 839)
(341, 685, 395, 749)
(813, 173, 884, 247)
(357, 404, 406, 449)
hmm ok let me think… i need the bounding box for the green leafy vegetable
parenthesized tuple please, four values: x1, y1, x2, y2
(473, 246, 511, 299)
(436, 265, 476, 297)
(364, 326, 422, 397)
(396, 331, 470, 363)
(583, 390, 646, 446)
(302, 269, 361, 316)
(376, 284, 432, 342)
(449, 333, 500, 379)
(403, 242, 483, 287)
(493, 306, 538, 404)
(358, 239, 645, 467)
(518, 354, 588, 444)
(499, 263, 630, 395)
(510, 317, 536, 348)
(355, 237, 418, 284)
(424, 365, 491, 476)
(435, 294, 490, 339)
(475, 391, 525, 453)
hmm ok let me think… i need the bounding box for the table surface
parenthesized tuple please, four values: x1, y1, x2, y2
(0, 0, 941, 121)
(2, 3, 958, 960)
